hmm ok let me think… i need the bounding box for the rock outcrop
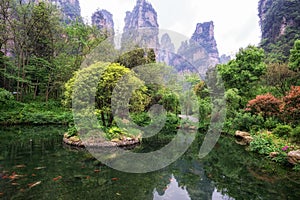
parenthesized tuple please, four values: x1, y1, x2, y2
(122, 0, 159, 49)
(258, 0, 299, 41)
(51, 0, 82, 23)
(288, 150, 300, 165)
(219, 54, 231, 64)
(22, 0, 82, 23)
(92, 9, 114, 37)
(158, 33, 176, 65)
(235, 130, 253, 145)
(63, 133, 140, 148)
(258, 0, 300, 59)
(190, 22, 219, 63)
(171, 22, 220, 75)
(121, 0, 220, 75)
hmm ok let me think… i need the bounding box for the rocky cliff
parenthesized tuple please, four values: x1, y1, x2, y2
(92, 9, 114, 37)
(171, 22, 220, 75)
(121, 0, 159, 49)
(121, 0, 220, 75)
(158, 33, 176, 65)
(258, 0, 300, 61)
(51, 0, 81, 23)
(22, 0, 82, 23)
(219, 54, 231, 64)
(190, 22, 219, 66)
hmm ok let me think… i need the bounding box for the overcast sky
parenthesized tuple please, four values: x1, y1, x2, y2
(79, 0, 261, 56)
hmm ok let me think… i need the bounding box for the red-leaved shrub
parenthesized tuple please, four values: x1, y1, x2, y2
(245, 93, 282, 118)
(282, 86, 300, 123)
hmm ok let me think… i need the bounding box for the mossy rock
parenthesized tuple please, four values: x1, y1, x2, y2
(69, 136, 81, 142)
(111, 138, 121, 142)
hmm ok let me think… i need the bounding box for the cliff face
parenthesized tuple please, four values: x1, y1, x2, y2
(51, 0, 81, 23)
(219, 54, 231, 64)
(22, 0, 82, 23)
(121, 0, 220, 75)
(92, 9, 114, 37)
(189, 22, 219, 66)
(172, 22, 220, 75)
(124, 0, 158, 30)
(122, 0, 159, 49)
(158, 33, 176, 65)
(258, 0, 300, 60)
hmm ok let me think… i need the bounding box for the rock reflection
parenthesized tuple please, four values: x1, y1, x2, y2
(212, 188, 235, 200)
(153, 174, 191, 200)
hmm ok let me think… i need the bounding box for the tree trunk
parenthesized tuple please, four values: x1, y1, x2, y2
(101, 111, 106, 127)
(16, 51, 21, 101)
(33, 80, 38, 100)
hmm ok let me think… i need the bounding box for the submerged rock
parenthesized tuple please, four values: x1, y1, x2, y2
(287, 150, 300, 165)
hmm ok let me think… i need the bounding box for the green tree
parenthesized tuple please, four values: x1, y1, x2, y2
(217, 46, 267, 103)
(116, 48, 156, 69)
(64, 62, 148, 127)
(0, 0, 11, 54)
(1, 1, 63, 101)
(262, 63, 296, 96)
(0, 51, 15, 90)
(63, 20, 106, 69)
(289, 39, 300, 72)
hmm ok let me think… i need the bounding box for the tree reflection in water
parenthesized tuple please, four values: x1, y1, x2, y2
(0, 126, 299, 200)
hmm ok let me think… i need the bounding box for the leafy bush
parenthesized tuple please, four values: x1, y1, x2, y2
(0, 101, 72, 125)
(225, 88, 242, 110)
(293, 164, 300, 171)
(198, 98, 212, 123)
(263, 117, 280, 130)
(272, 124, 292, 137)
(64, 62, 148, 127)
(289, 39, 300, 72)
(232, 112, 264, 132)
(106, 126, 127, 140)
(0, 88, 14, 105)
(291, 126, 300, 141)
(245, 93, 282, 118)
(250, 133, 276, 155)
(282, 86, 300, 124)
(130, 112, 151, 127)
(162, 112, 179, 134)
(250, 132, 290, 164)
(66, 125, 78, 137)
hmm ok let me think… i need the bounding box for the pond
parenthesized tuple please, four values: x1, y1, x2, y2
(0, 126, 299, 199)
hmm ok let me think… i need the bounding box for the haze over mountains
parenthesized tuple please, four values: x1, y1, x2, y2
(67, 0, 222, 74)
(29, 0, 300, 71)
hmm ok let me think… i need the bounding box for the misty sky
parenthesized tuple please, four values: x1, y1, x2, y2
(79, 0, 261, 56)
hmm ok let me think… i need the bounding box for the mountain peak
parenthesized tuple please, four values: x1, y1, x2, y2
(194, 21, 215, 40)
(122, 0, 159, 49)
(92, 9, 114, 37)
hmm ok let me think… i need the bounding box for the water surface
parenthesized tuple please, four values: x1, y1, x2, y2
(0, 126, 299, 199)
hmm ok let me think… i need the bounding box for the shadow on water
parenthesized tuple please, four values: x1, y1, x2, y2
(0, 126, 299, 199)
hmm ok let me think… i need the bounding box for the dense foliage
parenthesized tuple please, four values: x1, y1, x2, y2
(0, 0, 299, 170)
(217, 46, 266, 102)
(0, 0, 105, 102)
(245, 93, 282, 118)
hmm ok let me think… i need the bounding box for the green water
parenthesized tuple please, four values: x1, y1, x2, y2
(0, 126, 299, 200)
